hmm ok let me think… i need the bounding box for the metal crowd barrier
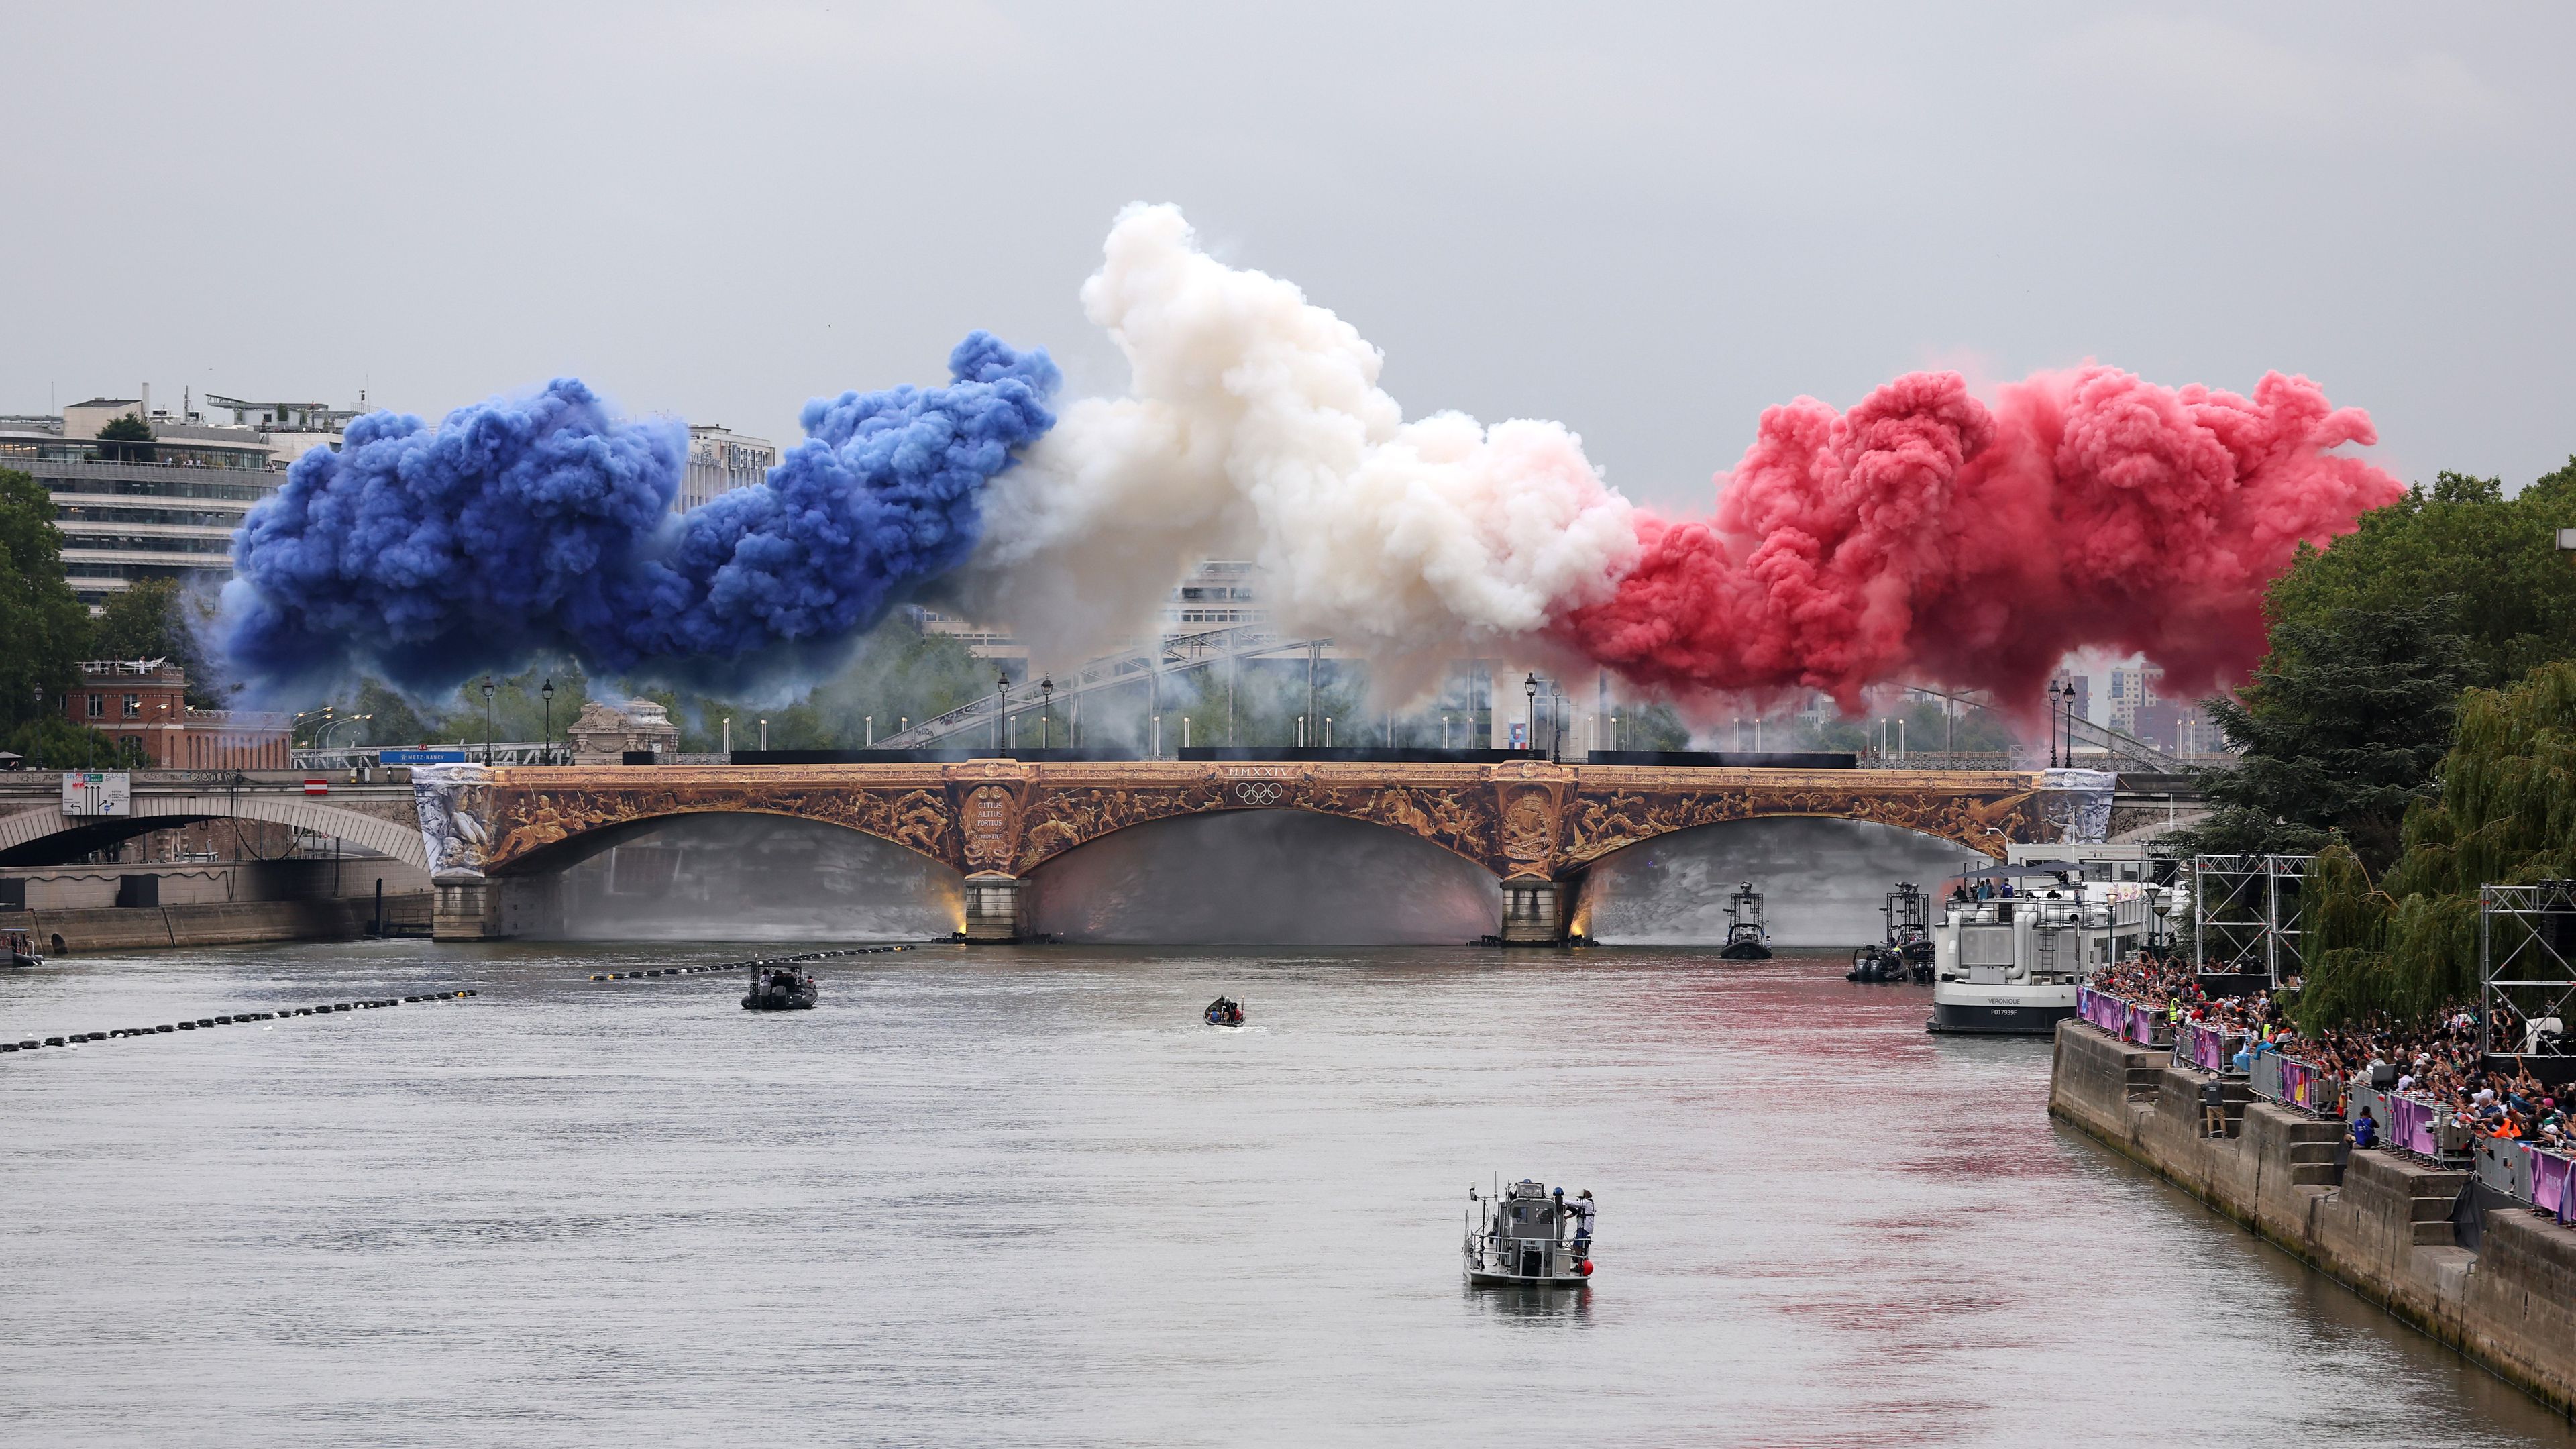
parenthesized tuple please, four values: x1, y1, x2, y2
(2251, 1051, 2342, 1116)
(2173, 1020, 2246, 1075)
(2077, 987, 2126, 1035)
(2073, 986, 2176, 1049)
(2337, 1085, 2576, 1224)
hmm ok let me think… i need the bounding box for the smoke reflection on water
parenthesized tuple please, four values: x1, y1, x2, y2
(548, 815, 962, 941)
(1580, 816, 1985, 947)
(1028, 810, 1501, 945)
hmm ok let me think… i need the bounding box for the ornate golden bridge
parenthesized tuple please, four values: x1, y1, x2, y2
(422, 759, 2078, 943)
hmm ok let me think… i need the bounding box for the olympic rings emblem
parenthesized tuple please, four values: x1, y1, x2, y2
(1235, 781, 1284, 806)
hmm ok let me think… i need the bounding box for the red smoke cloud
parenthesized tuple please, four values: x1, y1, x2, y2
(1559, 367, 2402, 716)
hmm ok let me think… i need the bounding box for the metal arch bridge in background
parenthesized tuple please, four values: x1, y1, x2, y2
(875, 625, 1336, 749)
(1902, 684, 2196, 775)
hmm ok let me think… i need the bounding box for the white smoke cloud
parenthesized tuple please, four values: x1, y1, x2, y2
(947, 203, 1640, 696)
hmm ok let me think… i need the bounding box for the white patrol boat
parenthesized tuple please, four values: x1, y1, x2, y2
(1927, 860, 2177, 1035)
(1464, 1179, 1595, 1286)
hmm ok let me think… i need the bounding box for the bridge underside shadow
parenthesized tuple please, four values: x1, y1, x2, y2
(1026, 809, 1502, 945)
(501, 814, 965, 942)
(1577, 816, 1986, 947)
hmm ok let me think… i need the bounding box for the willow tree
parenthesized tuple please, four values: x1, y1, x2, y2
(2300, 660, 2576, 1029)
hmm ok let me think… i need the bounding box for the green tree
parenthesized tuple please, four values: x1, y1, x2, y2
(0, 468, 91, 738)
(94, 413, 156, 464)
(2169, 602, 2472, 872)
(3, 714, 150, 770)
(87, 576, 224, 705)
(2265, 463, 2576, 690)
(2299, 659, 2576, 1029)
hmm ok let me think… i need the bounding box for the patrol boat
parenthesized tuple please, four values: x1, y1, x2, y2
(1717, 882, 1772, 960)
(1464, 1179, 1595, 1286)
(1926, 864, 2167, 1034)
(741, 962, 818, 1011)
(1849, 883, 1934, 983)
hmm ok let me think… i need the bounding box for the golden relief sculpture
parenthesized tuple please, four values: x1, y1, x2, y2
(465, 763, 2047, 879)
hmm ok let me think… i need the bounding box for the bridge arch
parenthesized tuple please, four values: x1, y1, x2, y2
(1023, 807, 1504, 944)
(1572, 814, 1987, 947)
(0, 796, 428, 869)
(486, 804, 955, 879)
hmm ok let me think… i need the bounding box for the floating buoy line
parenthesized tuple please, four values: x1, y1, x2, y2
(5, 990, 480, 1055)
(5, 944, 918, 1056)
(589, 945, 911, 983)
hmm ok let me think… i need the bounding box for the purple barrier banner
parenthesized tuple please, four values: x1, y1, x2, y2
(2276, 1057, 2337, 1114)
(2534, 1150, 2573, 1220)
(2178, 1022, 2237, 1072)
(2126, 1004, 2163, 1047)
(2389, 1095, 2440, 1159)
(2078, 988, 2126, 1034)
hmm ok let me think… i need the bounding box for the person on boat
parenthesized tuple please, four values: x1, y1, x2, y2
(1564, 1189, 1595, 1258)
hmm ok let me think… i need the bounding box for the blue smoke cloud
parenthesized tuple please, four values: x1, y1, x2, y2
(219, 333, 1059, 699)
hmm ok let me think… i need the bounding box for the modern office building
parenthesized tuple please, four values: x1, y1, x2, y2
(1, 387, 352, 608)
(2106, 663, 2163, 734)
(679, 425, 776, 512)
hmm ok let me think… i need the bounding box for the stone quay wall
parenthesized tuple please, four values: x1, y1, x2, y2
(2051, 1019, 2576, 1415)
(2, 894, 432, 954)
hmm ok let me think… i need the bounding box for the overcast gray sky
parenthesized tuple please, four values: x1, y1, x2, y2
(7, 1, 2571, 511)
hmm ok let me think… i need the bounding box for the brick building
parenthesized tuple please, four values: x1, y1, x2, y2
(64, 659, 291, 769)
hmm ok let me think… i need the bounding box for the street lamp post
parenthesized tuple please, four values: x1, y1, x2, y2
(759, 718, 767, 751)
(1524, 672, 1538, 753)
(541, 678, 555, 765)
(865, 714, 873, 747)
(1040, 678, 1053, 750)
(995, 673, 1010, 751)
(722, 717, 731, 757)
(2047, 680, 2064, 768)
(481, 676, 495, 764)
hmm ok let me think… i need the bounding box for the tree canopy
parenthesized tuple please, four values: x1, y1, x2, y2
(2265, 462, 2576, 690)
(2300, 660, 2576, 1030)
(2171, 602, 2474, 872)
(89, 576, 221, 706)
(0, 468, 93, 737)
(93, 413, 155, 464)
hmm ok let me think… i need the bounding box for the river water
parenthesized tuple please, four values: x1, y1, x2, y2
(4, 939, 2571, 1447)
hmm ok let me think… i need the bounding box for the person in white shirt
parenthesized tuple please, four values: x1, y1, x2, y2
(1564, 1189, 1596, 1258)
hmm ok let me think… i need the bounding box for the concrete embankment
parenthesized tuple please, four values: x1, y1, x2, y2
(2051, 1020, 2576, 1416)
(1, 894, 432, 954)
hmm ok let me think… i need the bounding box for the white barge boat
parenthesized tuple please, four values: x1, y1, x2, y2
(1927, 857, 2178, 1035)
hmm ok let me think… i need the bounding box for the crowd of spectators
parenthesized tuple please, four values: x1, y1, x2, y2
(2086, 957, 2576, 1152)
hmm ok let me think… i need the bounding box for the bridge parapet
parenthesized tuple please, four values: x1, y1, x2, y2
(408, 759, 2093, 941)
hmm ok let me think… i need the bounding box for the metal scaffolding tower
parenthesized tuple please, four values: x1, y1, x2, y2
(2191, 854, 2315, 986)
(2481, 881, 2576, 1059)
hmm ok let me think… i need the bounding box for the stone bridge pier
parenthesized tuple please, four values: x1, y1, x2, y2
(406, 759, 2102, 944)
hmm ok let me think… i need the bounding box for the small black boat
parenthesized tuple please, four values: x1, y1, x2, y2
(742, 964, 818, 1011)
(5, 927, 41, 969)
(1205, 995, 1244, 1028)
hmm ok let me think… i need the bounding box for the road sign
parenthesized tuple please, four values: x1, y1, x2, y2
(303, 778, 329, 796)
(379, 749, 469, 765)
(61, 771, 131, 816)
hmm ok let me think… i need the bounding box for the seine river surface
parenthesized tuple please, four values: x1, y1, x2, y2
(5, 939, 2572, 1448)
